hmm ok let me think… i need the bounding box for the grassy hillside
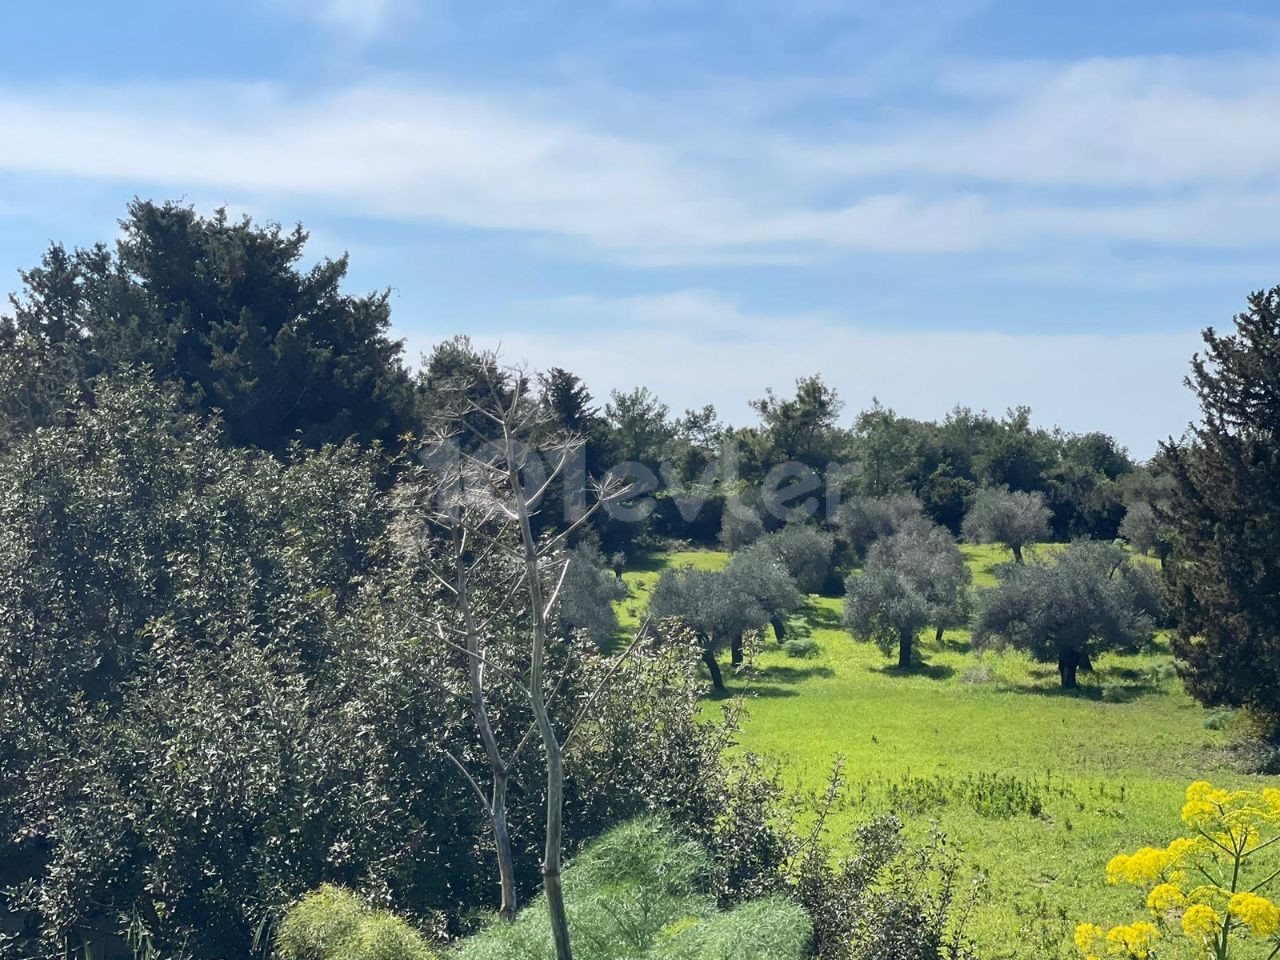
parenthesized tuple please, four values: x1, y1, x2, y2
(618, 546, 1252, 960)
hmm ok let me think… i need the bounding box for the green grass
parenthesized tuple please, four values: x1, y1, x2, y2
(617, 545, 1259, 960)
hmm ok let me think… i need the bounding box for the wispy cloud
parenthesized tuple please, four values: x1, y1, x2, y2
(3, 53, 1280, 265)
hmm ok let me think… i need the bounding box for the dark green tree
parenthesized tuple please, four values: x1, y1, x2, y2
(1163, 286, 1280, 726)
(1, 200, 415, 453)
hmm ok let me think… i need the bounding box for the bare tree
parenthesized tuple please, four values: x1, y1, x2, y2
(407, 353, 633, 959)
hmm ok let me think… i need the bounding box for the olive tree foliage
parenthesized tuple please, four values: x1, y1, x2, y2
(836, 494, 923, 559)
(724, 548, 803, 645)
(1119, 501, 1171, 565)
(843, 519, 970, 669)
(747, 525, 835, 595)
(649, 569, 767, 690)
(972, 540, 1160, 689)
(555, 542, 628, 649)
(843, 565, 930, 671)
(960, 486, 1050, 564)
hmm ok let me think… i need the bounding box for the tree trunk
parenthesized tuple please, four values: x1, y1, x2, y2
(1011, 542, 1025, 564)
(458, 543, 520, 920)
(898, 629, 913, 670)
(1079, 649, 1094, 673)
(492, 776, 517, 920)
(703, 646, 725, 690)
(1058, 648, 1080, 689)
(935, 623, 944, 645)
(504, 428, 573, 960)
(770, 614, 787, 643)
(730, 631, 744, 665)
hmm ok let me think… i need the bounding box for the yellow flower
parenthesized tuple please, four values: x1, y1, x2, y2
(1106, 921, 1159, 958)
(1227, 892, 1280, 938)
(1181, 903, 1221, 940)
(1263, 787, 1280, 816)
(1147, 882, 1186, 914)
(1075, 923, 1104, 955)
(1182, 781, 1231, 828)
(1107, 848, 1171, 887)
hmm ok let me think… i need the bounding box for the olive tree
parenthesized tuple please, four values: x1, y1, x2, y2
(843, 564, 930, 671)
(725, 547, 803, 645)
(650, 568, 767, 690)
(748, 524, 835, 595)
(843, 519, 970, 669)
(961, 486, 1050, 564)
(837, 494, 923, 558)
(556, 542, 627, 649)
(972, 539, 1159, 688)
(1119, 501, 1172, 567)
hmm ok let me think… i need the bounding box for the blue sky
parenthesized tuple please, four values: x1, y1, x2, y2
(4, 1, 1280, 455)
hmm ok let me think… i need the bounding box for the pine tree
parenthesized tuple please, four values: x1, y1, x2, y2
(1163, 286, 1280, 725)
(1, 200, 415, 453)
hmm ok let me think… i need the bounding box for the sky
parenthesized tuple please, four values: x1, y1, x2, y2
(4, 1, 1280, 456)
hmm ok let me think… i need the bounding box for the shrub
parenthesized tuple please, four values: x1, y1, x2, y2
(277, 886, 436, 960)
(456, 818, 810, 960)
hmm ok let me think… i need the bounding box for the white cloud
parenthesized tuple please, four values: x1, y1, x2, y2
(397, 290, 1202, 457)
(3, 54, 1280, 263)
(811, 57, 1280, 188)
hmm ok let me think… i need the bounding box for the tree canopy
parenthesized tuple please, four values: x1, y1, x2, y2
(0, 200, 414, 453)
(973, 540, 1160, 688)
(1163, 285, 1280, 727)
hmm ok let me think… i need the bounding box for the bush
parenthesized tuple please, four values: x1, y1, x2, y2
(277, 886, 436, 960)
(456, 818, 810, 960)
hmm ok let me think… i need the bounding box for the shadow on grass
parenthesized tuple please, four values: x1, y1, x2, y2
(1004, 667, 1162, 702)
(623, 554, 669, 574)
(701, 660, 836, 700)
(871, 660, 957, 681)
(804, 601, 843, 630)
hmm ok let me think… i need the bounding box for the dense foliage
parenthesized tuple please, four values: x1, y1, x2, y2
(1162, 286, 1280, 730)
(0, 201, 415, 453)
(973, 540, 1161, 688)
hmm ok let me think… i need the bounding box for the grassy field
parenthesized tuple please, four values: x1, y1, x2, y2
(617, 546, 1257, 960)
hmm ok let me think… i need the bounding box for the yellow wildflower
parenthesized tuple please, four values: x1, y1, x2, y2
(1147, 882, 1186, 914)
(1107, 848, 1171, 887)
(1182, 781, 1230, 827)
(1262, 787, 1280, 816)
(1227, 891, 1280, 938)
(1106, 921, 1159, 958)
(1075, 923, 1104, 956)
(1181, 903, 1221, 940)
